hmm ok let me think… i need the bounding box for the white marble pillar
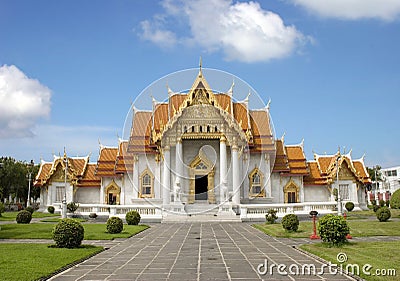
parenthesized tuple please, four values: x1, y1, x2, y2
(265, 153, 272, 198)
(220, 136, 227, 203)
(99, 181, 104, 204)
(176, 138, 183, 181)
(132, 155, 139, 199)
(162, 146, 171, 205)
(232, 141, 240, 205)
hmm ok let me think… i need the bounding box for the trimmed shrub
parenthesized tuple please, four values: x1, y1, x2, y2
(0, 202, 5, 217)
(373, 205, 380, 213)
(379, 199, 385, 207)
(371, 199, 377, 206)
(318, 214, 349, 246)
(281, 214, 299, 232)
(126, 210, 141, 225)
(345, 202, 355, 212)
(67, 202, 79, 213)
(265, 209, 278, 224)
(16, 210, 32, 224)
(52, 218, 84, 248)
(47, 206, 55, 214)
(390, 189, 400, 209)
(376, 206, 391, 222)
(385, 200, 390, 207)
(89, 213, 98, 219)
(25, 206, 34, 214)
(107, 217, 123, 234)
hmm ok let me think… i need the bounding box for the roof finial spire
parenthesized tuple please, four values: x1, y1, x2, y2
(199, 56, 203, 76)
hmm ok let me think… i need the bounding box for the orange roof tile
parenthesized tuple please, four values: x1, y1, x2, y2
(34, 162, 52, 187)
(273, 140, 290, 172)
(153, 103, 169, 132)
(215, 94, 231, 113)
(285, 146, 309, 175)
(77, 164, 101, 187)
(353, 160, 372, 184)
(233, 102, 249, 130)
(304, 162, 327, 185)
(96, 147, 118, 176)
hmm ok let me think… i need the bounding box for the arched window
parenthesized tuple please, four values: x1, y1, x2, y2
(284, 180, 299, 203)
(249, 168, 264, 197)
(139, 169, 154, 198)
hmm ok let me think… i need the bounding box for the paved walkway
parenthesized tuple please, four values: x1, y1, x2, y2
(49, 223, 356, 281)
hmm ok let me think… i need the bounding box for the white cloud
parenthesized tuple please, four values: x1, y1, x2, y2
(291, 0, 400, 21)
(0, 124, 118, 162)
(0, 65, 51, 138)
(139, 0, 309, 62)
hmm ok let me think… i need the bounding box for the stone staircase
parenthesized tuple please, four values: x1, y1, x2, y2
(162, 202, 241, 222)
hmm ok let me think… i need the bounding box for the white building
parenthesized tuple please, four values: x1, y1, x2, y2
(34, 68, 371, 221)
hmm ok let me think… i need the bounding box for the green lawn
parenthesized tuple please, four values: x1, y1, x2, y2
(0, 211, 59, 221)
(254, 219, 400, 238)
(301, 241, 399, 281)
(0, 244, 103, 281)
(0, 223, 149, 240)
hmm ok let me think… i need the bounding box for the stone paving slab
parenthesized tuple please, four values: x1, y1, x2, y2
(46, 223, 361, 281)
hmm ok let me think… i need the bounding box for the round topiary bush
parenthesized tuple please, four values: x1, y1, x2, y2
(376, 206, 391, 222)
(281, 214, 299, 232)
(318, 214, 349, 246)
(379, 199, 385, 207)
(25, 206, 34, 214)
(345, 202, 355, 212)
(125, 210, 141, 225)
(107, 217, 123, 234)
(373, 205, 380, 212)
(265, 209, 278, 224)
(390, 189, 400, 209)
(16, 210, 32, 224)
(52, 218, 84, 248)
(47, 206, 55, 214)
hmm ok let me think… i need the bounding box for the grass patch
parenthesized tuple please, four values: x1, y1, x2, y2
(41, 217, 86, 223)
(254, 218, 400, 238)
(0, 211, 59, 221)
(300, 241, 399, 281)
(0, 243, 102, 281)
(0, 223, 149, 240)
(253, 222, 312, 238)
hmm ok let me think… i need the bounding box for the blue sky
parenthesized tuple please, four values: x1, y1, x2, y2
(0, 0, 399, 168)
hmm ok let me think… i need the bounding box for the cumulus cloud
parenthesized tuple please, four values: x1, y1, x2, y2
(138, 0, 309, 62)
(291, 0, 400, 21)
(0, 65, 51, 138)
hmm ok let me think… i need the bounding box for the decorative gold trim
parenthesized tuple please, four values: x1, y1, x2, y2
(283, 179, 299, 203)
(139, 168, 154, 198)
(105, 180, 121, 205)
(248, 168, 265, 197)
(188, 153, 216, 204)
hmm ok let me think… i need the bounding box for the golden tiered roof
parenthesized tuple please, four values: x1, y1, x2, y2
(304, 152, 372, 186)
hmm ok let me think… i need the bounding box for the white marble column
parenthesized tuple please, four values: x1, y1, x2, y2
(232, 141, 240, 205)
(265, 153, 272, 198)
(175, 138, 183, 182)
(99, 181, 104, 203)
(220, 136, 227, 203)
(132, 155, 139, 199)
(162, 146, 171, 205)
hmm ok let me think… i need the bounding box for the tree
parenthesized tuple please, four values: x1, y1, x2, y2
(0, 157, 39, 205)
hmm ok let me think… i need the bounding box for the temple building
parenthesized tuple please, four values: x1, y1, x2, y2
(34, 67, 371, 220)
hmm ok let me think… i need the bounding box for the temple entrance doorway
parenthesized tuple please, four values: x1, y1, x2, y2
(195, 175, 208, 200)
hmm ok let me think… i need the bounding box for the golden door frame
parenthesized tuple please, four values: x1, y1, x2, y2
(188, 154, 216, 204)
(105, 180, 121, 205)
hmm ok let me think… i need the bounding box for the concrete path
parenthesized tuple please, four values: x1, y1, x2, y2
(49, 223, 355, 281)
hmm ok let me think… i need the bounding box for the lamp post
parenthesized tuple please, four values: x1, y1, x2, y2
(336, 155, 342, 216)
(26, 160, 34, 207)
(61, 156, 68, 219)
(374, 166, 379, 203)
(309, 210, 320, 239)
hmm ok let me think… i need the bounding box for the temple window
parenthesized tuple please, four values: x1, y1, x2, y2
(284, 180, 299, 203)
(191, 126, 195, 133)
(196, 162, 208, 170)
(339, 184, 349, 200)
(140, 169, 154, 198)
(55, 186, 65, 203)
(184, 125, 187, 133)
(207, 125, 210, 133)
(215, 125, 218, 132)
(249, 168, 264, 197)
(199, 126, 202, 133)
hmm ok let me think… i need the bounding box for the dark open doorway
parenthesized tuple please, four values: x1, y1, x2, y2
(195, 175, 208, 200)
